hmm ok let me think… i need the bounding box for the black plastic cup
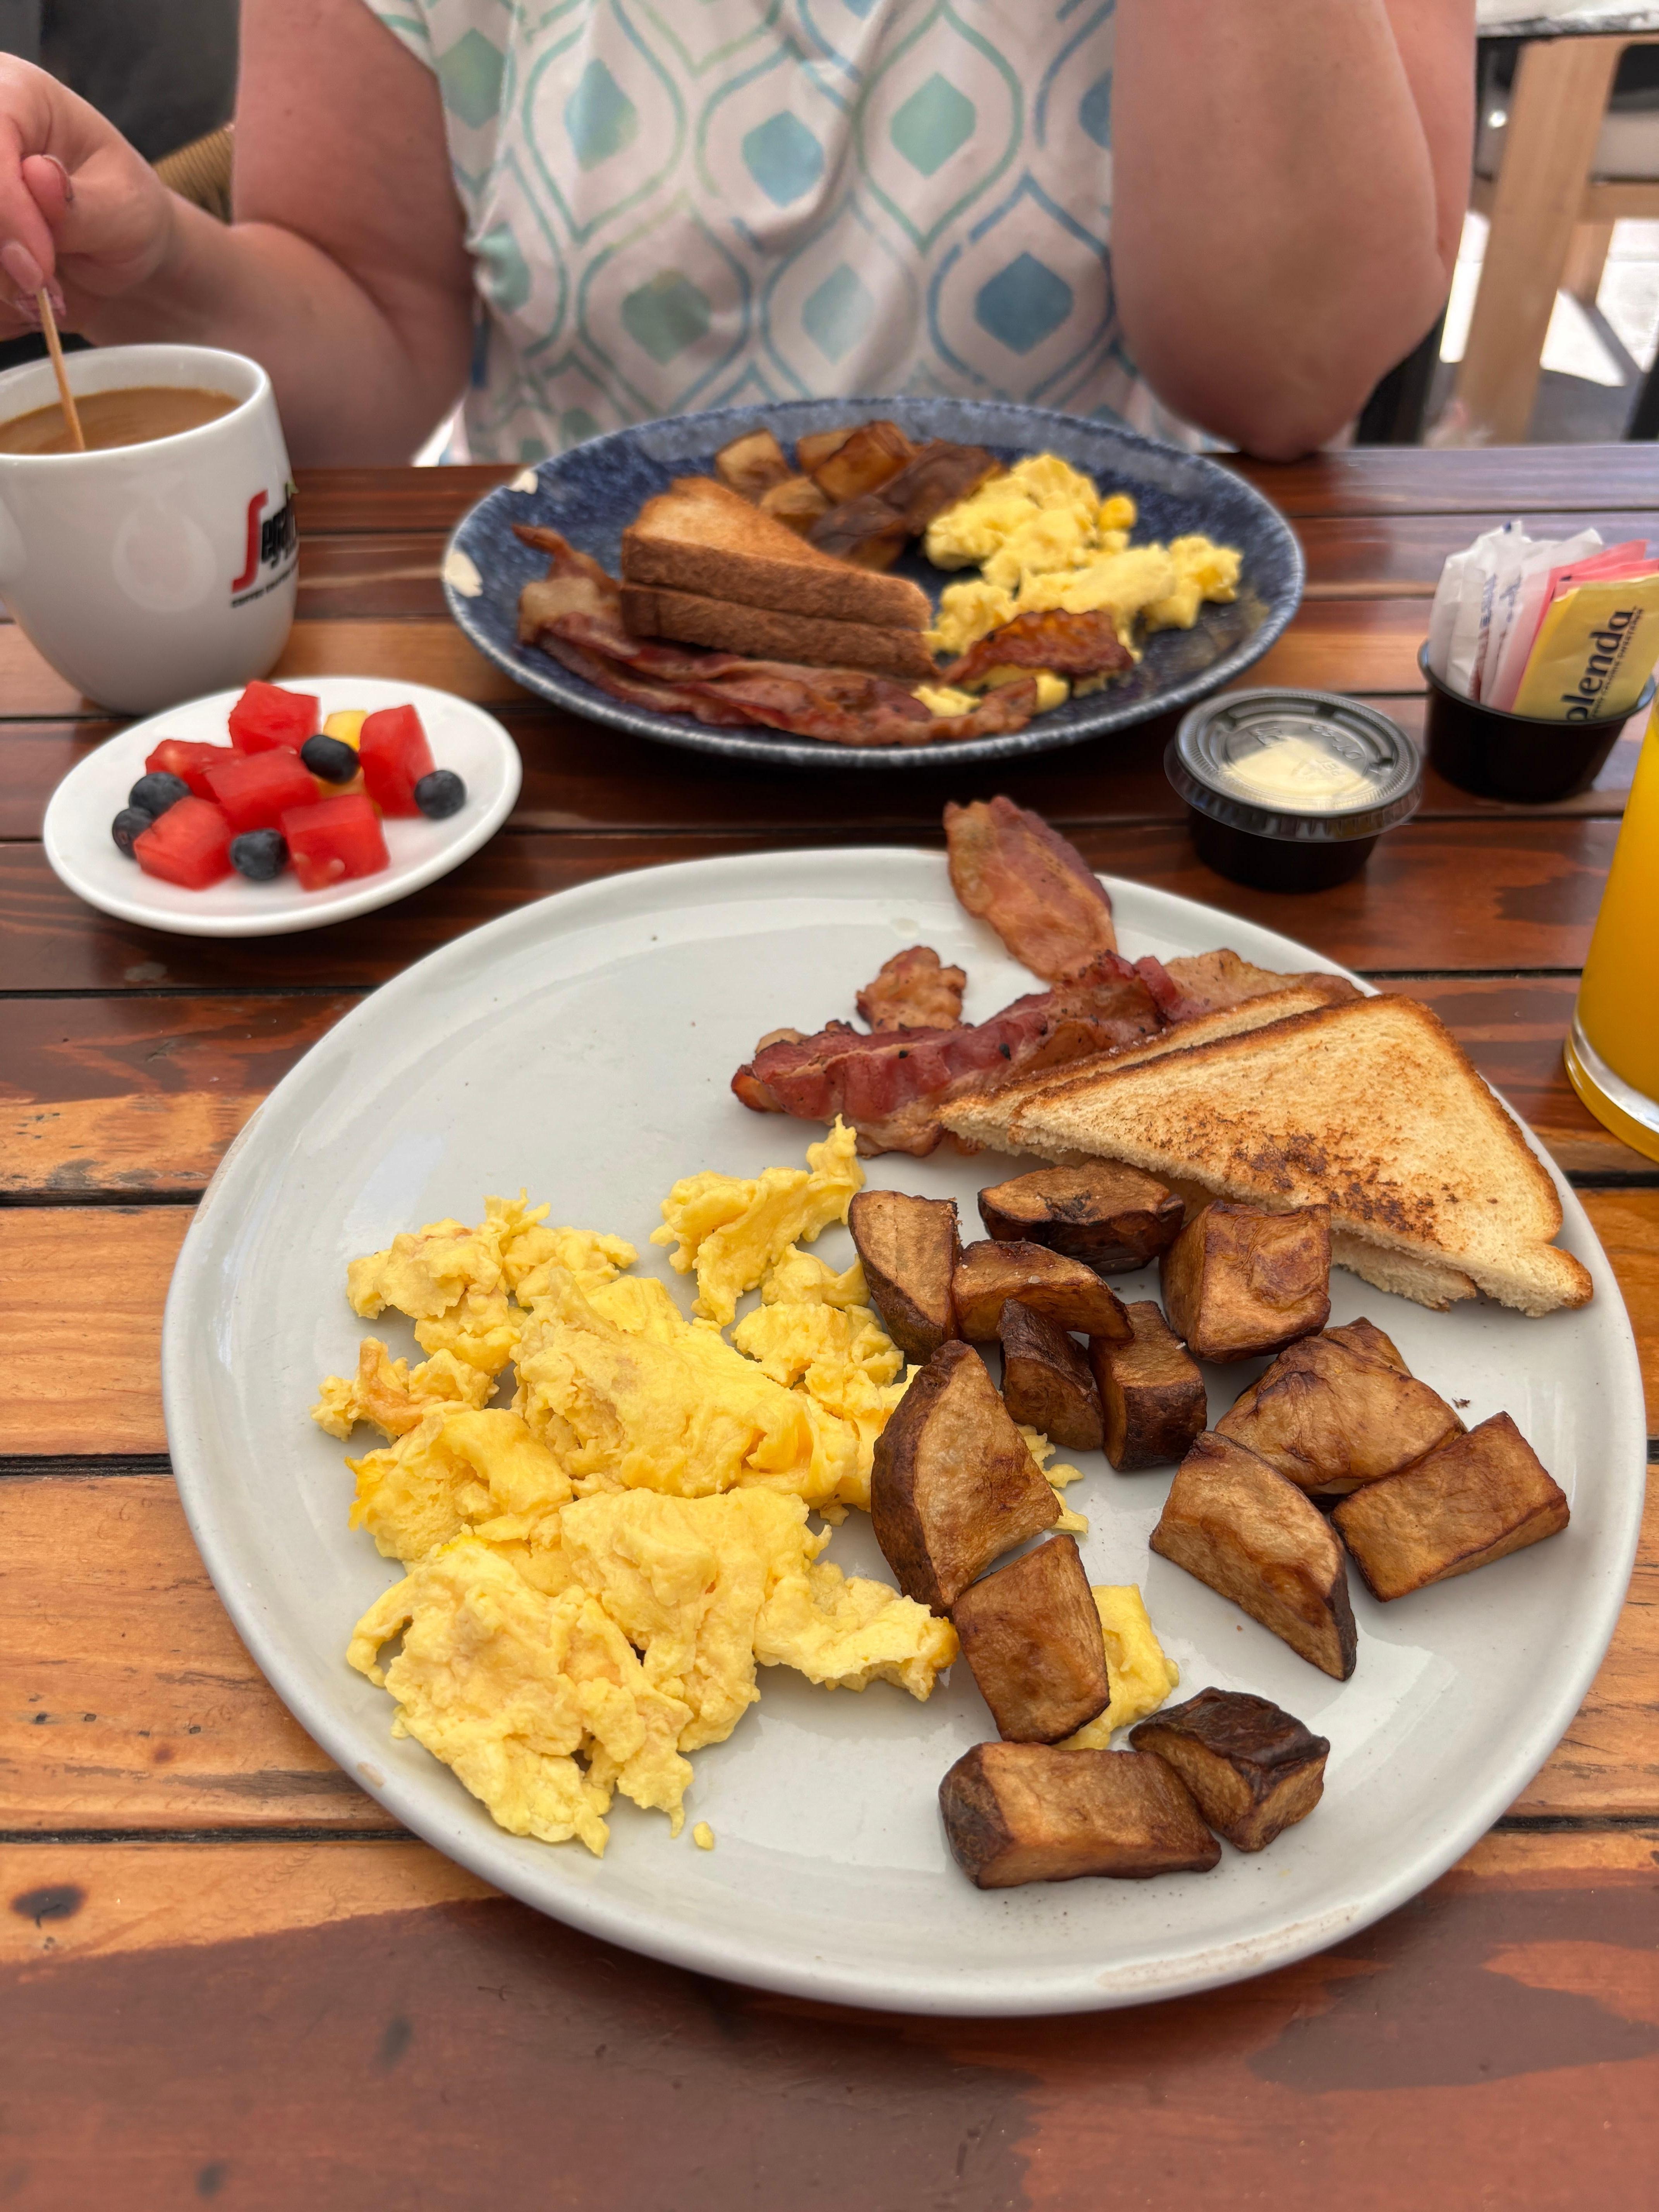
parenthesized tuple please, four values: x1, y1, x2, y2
(1419, 644, 1652, 804)
(1167, 689, 1422, 893)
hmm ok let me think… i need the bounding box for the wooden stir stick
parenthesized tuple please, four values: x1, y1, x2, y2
(36, 288, 85, 451)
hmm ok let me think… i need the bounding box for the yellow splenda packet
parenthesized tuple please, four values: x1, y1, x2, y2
(1512, 574, 1659, 722)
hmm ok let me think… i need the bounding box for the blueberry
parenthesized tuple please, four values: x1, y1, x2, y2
(230, 829, 288, 881)
(414, 768, 467, 819)
(112, 805, 155, 857)
(301, 733, 359, 783)
(129, 770, 189, 816)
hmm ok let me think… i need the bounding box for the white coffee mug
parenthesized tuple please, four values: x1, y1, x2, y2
(0, 342, 297, 713)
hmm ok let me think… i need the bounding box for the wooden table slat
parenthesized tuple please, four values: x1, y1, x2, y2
(0, 1824, 1654, 2212)
(3, 975, 1649, 1197)
(3, 1183, 1653, 1462)
(4, 703, 1642, 844)
(284, 447, 1659, 534)
(0, 600, 1532, 721)
(0, 817, 1628, 993)
(0, 1471, 1651, 1832)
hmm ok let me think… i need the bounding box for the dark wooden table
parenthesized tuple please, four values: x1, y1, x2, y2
(2, 447, 1654, 2210)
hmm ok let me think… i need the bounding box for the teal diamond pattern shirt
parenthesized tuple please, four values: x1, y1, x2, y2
(366, 0, 1187, 462)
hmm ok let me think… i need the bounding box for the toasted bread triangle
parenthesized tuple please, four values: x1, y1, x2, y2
(954, 995, 1590, 1317)
(940, 985, 1348, 1154)
(621, 476, 931, 630)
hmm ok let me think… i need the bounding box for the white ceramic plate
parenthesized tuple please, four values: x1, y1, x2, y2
(162, 850, 1645, 2016)
(42, 677, 521, 937)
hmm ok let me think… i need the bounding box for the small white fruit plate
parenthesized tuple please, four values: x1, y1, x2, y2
(42, 675, 521, 938)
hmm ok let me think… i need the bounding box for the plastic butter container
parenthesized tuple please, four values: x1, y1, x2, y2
(1166, 689, 1422, 891)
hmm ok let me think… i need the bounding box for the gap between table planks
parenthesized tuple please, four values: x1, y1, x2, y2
(0, 1827, 1650, 2212)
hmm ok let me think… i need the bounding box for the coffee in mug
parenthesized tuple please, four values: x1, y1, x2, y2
(0, 384, 240, 454)
(0, 343, 297, 713)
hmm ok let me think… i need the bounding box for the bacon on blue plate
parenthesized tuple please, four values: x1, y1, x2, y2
(512, 524, 1041, 749)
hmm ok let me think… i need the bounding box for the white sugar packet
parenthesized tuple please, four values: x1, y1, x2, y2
(1472, 522, 1536, 699)
(1445, 522, 1528, 701)
(1485, 528, 1605, 711)
(1426, 551, 1472, 686)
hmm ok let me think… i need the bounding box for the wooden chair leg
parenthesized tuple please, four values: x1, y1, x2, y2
(1563, 218, 1615, 309)
(1454, 36, 1624, 443)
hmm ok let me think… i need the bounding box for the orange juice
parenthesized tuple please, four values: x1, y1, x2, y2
(1566, 703, 1659, 1159)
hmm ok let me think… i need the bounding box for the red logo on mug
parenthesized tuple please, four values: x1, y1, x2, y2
(231, 486, 297, 598)
(232, 491, 266, 592)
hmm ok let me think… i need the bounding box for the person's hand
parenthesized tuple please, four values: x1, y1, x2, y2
(0, 57, 175, 337)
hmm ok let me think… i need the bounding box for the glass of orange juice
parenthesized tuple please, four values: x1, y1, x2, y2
(1566, 702, 1659, 1161)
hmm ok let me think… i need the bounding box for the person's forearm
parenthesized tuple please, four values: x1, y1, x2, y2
(74, 196, 469, 464)
(1112, 0, 1470, 458)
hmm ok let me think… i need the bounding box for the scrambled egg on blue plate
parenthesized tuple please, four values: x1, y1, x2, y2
(919, 453, 1243, 709)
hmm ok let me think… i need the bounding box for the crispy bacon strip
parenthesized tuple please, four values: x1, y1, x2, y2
(944, 795, 1118, 981)
(943, 608, 1134, 689)
(513, 525, 1040, 747)
(1154, 949, 1362, 1022)
(929, 680, 1039, 742)
(539, 635, 763, 726)
(733, 951, 1161, 1156)
(855, 946, 967, 1032)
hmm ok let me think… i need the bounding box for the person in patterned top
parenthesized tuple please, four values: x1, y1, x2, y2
(0, 1, 1472, 463)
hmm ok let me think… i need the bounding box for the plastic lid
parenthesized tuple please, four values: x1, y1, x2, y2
(1168, 689, 1422, 845)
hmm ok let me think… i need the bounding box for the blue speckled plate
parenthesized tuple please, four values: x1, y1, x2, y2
(443, 397, 1304, 771)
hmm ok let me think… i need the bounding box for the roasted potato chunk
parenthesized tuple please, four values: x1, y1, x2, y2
(1151, 1431, 1358, 1679)
(953, 1535, 1111, 1743)
(998, 1300, 1104, 1450)
(1160, 1202, 1331, 1362)
(1131, 1688, 1329, 1852)
(714, 428, 792, 499)
(1326, 1316, 1407, 1373)
(1216, 1324, 1463, 1496)
(940, 1743, 1221, 1887)
(757, 474, 831, 534)
(871, 1339, 1059, 1611)
(848, 1188, 959, 1360)
(978, 1162, 1185, 1272)
(1331, 1412, 1569, 1600)
(953, 1239, 1131, 1345)
(794, 428, 855, 475)
(807, 419, 913, 502)
(1090, 1300, 1207, 1472)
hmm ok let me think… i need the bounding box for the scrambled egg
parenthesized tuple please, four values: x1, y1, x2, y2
(651, 1119, 862, 1328)
(313, 1338, 493, 1441)
(915, 673, 1068, 715)
(1022, 1425, 1088, 1535)
(1064, 1586, 1181, 1746)
(347, 1466, 956, 1850)
(923, 453, 1242, 672)
(512, 1261, 898, 1515)
(323, 1123, 958, 1855)
(348, 1405, 572, 1560)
